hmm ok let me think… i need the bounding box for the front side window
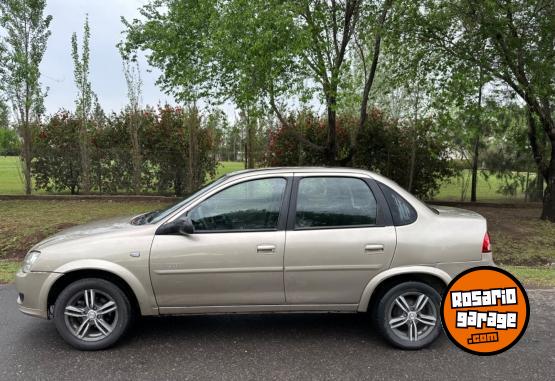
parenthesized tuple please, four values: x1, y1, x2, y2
(188, 178, 287, 231)
(295, 177, 377, 228)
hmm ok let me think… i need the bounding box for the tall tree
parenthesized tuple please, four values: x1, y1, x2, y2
(71, 15, 94, 194)
(0, 0, 51, 194)
(121, 0, 395, 165)
(412, 0, 555, 220)
(122, 58, 143, 194)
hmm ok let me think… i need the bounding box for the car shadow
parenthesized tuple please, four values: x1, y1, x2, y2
(121, 312, 391, 348)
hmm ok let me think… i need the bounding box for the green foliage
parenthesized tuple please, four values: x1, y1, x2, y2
(352, 110, 454, 198)
(32, 111, 80, 193)
(0, 127, 19, 156)
(0, 0, 51, 194)
(266, 111, 351, 166)
(266, 109, 453, 198)
(0, 0, 51, 122)
(31, 106, 219, 196)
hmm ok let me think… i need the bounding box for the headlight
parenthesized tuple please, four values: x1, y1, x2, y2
(22, 251, 41, 273)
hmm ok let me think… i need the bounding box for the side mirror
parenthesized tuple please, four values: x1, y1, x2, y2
(156, 217, 195, 236)
(178, 217, 195, 235)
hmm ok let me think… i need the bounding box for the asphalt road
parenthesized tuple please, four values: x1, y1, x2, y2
(1, 285, 553, 381)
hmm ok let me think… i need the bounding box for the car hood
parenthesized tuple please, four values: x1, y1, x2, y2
(31, 215, 139, 251)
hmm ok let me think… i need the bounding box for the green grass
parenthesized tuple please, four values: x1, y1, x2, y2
(0, 200, 172, 259)
(501, 265, 555, 288)
(0, 156, 28, 195)
(433, 169, 534, 202)
(0, 259, 20, 283)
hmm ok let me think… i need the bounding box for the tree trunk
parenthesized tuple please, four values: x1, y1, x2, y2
(327, 96, 337, 165)
(247, 121, 255, 169)
(470, 79, 483, 202)
(21, 121, 32, 195)
(470, 134, 480, 202)
(130, 111, 142, 194)
(79, 118, 91, 194)
(187, 109, 197, 194)
(407, 85, 420, 193)
(541, 136, 555, 221)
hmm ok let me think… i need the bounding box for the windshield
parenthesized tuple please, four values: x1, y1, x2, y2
(138, 175, 229, 225)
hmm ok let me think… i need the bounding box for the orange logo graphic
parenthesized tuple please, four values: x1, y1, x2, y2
(441, 266, 529, 355)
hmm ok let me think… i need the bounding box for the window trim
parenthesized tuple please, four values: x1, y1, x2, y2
(182, 176, 293, 234)
(286, 175, 392, 231)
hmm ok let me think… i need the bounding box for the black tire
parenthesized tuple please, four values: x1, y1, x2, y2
(376, 281, 441, 350)
(53, 278, 132, 351)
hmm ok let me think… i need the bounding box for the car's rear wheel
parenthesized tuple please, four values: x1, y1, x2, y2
(53, 278, 132, 350)
(376, 281, 441, 349)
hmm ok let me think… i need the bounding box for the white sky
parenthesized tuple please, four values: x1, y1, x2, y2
(41, 0, 176, 116)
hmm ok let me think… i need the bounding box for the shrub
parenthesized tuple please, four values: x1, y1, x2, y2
(0, 127, 20, 156)
(266, 109, 453, 198)
(32, 106, 219, 196)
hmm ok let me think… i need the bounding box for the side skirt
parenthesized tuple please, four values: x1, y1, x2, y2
(158, 304, 359, 316)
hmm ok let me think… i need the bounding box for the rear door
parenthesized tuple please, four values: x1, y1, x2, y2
(284, 174, 396, 305)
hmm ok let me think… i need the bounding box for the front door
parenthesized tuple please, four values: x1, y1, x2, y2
(284, 175, 397, 305)
(150, 176, 290, 310)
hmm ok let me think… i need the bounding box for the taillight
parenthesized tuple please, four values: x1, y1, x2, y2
(482, 232, 492, 253)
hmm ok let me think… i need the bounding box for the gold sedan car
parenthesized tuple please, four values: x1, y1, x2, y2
(16, 168, 494, 350)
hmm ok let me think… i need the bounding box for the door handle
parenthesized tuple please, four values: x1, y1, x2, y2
(257, 244, 276, 254)
(364, 244, 384, 253)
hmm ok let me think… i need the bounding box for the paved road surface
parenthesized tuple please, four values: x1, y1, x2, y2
(1, 285, 553, 380)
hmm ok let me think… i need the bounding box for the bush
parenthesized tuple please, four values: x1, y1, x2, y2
(266, 109, 453, 198)
(0, 127, 20, 156)
(32, 111, 81, 193)
(32, 106, 219, 196)
(353, 109, 454, 199)
(266, 111, 350, 166)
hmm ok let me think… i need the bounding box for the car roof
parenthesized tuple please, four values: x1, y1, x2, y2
(225, 166, 377, 178)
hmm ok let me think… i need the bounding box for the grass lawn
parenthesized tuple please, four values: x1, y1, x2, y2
(0, 200, 172, 259)
(0, 156, 29, 195)
(433, 169, 533, 202)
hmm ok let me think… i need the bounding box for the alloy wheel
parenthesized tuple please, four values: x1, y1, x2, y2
(387, 291, 438, 342)
(63, 289, 119, 342)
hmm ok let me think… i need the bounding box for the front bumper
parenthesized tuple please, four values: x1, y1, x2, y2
(15, 269, 63, 319)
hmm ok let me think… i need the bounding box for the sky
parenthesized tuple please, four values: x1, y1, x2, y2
(41, 0, 176, 116)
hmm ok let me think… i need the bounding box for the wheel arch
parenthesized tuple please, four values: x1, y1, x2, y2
(358, 266, 451, 312)
(47, 260, 158, 317)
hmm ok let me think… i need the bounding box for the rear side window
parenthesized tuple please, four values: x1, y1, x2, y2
(378, 183, 417, 226)
(295, 177, 377, 228)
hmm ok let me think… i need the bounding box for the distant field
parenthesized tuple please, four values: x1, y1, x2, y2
(0, 156, 32, 195)
(434, 169, 534, 202)
(0, 156, 535, 201)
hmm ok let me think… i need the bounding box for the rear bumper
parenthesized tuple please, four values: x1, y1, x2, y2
(15, 270, 63, 319)
(436, 252, 495, 280)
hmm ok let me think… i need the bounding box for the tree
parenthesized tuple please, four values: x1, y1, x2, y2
(122, 58, 143, 194)
(0, 0, 51, 194)
(71, 15, 95, 194)
(121, 0, 395, 165)
(412, 0, 555, 220)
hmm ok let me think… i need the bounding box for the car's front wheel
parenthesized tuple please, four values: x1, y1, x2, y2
(53, 278, 132, 350)
(376, 281, 442, 349)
